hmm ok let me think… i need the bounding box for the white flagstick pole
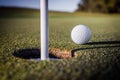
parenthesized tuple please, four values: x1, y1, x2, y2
(40, 0, 49, 60)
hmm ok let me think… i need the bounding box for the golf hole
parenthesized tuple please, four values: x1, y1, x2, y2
(13, 48, 77, 60)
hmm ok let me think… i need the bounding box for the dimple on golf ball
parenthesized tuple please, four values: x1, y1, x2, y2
(71, 25, 92, 44)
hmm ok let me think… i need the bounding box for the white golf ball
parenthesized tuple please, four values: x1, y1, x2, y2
(71, 25, 92, 44)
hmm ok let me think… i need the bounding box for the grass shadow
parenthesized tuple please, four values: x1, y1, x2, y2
(71, 41, 120, 80)
(85, 41, 120, 45)
(13, 48, 59, 59)
(71, 41, 120, 57)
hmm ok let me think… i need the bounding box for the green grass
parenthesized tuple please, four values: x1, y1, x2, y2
(0, 9, 120, 80)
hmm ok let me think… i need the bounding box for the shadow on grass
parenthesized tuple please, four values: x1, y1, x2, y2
(13, 48, 59, 59)
(85, 41, 120, 45)
(71, 41, 120, 57)
(72, 41, 120, 80)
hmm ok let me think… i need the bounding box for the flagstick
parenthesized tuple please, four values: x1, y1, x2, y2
(40, 0, 49, 60)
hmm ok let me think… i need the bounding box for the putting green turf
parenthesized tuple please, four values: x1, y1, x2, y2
(0, 11, 120, 80)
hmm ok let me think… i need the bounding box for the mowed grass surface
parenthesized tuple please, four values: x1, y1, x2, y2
(0, 11, 120, 80)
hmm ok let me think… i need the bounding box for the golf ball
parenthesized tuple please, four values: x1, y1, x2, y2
(71, 25, 92, 44)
